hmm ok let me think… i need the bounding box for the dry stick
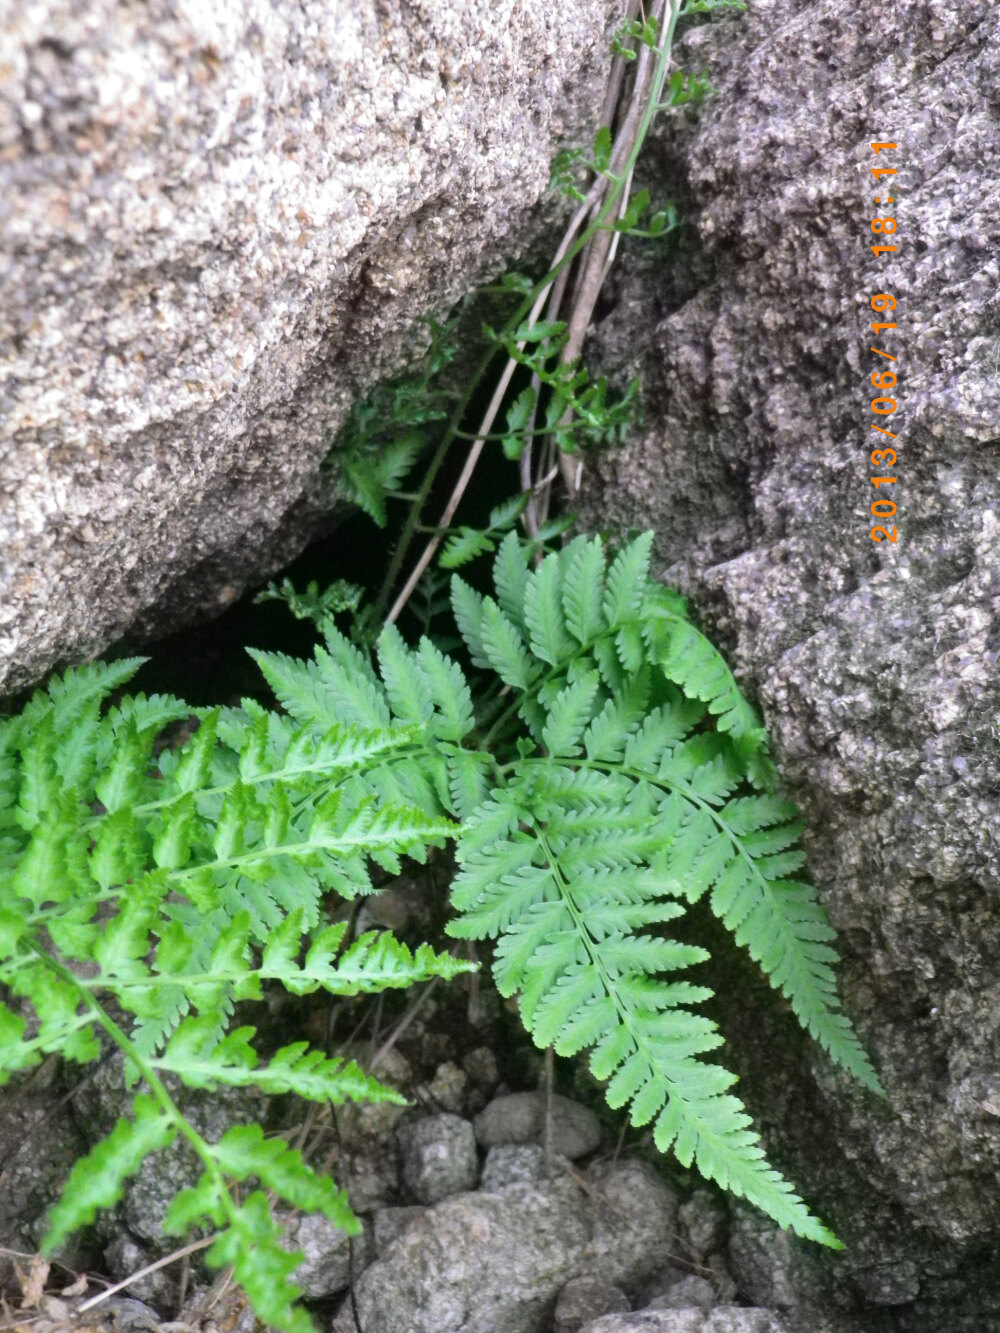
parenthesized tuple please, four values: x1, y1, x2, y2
(387, 0, 674, 624)
(176, 1251, 191, 1321)
(375, 164, 608, 625)
(369, 975, 440, 1071)
(385, 117, 623, 623)
(599, 160, 636, 290)
(521, 4, 639, 537)
(387, 219, 602, 617)
(553, 15, 662, 498)
(385, 357, 519, 625)
(76, 1238, 215, 1314)
(600, 0, 642, 128)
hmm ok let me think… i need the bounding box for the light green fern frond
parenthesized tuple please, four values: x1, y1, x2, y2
(445, 533, 882, 1245)
(0, 525, 881, 1329)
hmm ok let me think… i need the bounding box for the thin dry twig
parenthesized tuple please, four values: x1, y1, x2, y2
(76, 1238, 215, 1315)
(386, 0, 676, 622)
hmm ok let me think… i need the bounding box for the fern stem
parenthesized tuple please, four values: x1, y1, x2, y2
(29, 947, 239, 1231)
(371, 340, 501, 625)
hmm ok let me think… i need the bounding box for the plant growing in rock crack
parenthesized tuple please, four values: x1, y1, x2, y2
(0, 4, 883, 1332)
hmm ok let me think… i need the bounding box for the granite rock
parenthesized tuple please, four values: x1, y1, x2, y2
(648, 1277, 718, 1311)
(373, 1204, 427, 1257)
(398, 1111, 479, 1205)
(0, 0, 619, 692)
(578, 0, 1000, 1326)
(474, 1090, 603, 1159)
(330, 1157, 680, 1333)
(555, 1275, 631, 1333)
(481, 1143, 554, 1190)
(678, 1191, 728, 1261)
(281, 1212, 370, 1299)
(577, 1310, 791, 1333)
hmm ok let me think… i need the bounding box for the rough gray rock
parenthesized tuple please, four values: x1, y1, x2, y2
(463, 1046, 501, 1092)
(577, 0, 1000, 1326)
(103, 1234, 178, 1309)
(419, 1060, 469, 1115)
(649, 1278, 718, 1311)
(474, 1090, 603, 1159)
(281, 1211, 369, 1299)
(0, 0, 620, 693)
(577, 1310, 791, 1333)
(678, 1191, 728, 1261)
(373, 1204, 427, 1257)
(0, 1060, 84, 1254)
(481, 1142, 553, 1190)
(398, 1112, 479, 1204)
(555, 1275, 631, 1333)
(87, 1298, 163, 1333)
(331, 1157, 680, 1333)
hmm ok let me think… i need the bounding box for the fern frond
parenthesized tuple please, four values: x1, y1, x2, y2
(643, 597, 770, 768)
(480, 597, 539, 690)
(449, 766, 839, 1246)
(602, 531, 654, 626)
(1, 520, 880, 1317)
(494, 530, 531, 627)
(524, 551, 574, 665)
(210, 1124, 357, 1224)
(443, 532, 881, 1244)
(205, 1194, 316, 1333)
(440, 527, 496, 569)
(561, 535, 606, 644)
(154, 1019, 404, 1104)
(43, 1094, 176, 1251)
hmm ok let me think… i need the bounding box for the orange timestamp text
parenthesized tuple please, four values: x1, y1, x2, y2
(867, 141, 900, 542)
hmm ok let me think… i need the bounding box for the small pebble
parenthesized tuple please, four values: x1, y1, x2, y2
(473, 1091, 601, 1160)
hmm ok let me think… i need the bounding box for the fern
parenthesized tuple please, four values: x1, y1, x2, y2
(442, 534, 881, 1248)
(0, 0, 871, 1313)
(0, 657, 470, 1331)
(0, 532, 881, 1330)
(1, 1, 875, 1310)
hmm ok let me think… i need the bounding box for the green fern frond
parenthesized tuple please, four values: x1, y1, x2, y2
(203, 1194, 316, 1333)
(1, 524, 880, 1330)
(43, 1093, 177, 1251)
(443, 532, 882, 1246)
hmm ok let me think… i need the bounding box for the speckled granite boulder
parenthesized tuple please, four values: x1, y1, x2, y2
(578, 0, 1000, 1327)
(331, 1158, 680, 1333)
(578, 1312, 792, 1333)
(0, 0, 618, 692)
